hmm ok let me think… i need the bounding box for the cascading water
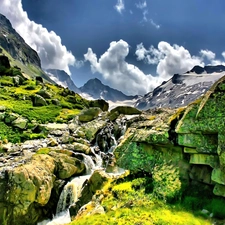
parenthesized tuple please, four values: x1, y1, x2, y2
(38, 118, 127, 225)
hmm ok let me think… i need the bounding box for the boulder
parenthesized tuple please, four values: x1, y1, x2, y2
(80, 118, 107, 142)
(49, 151, 86, 179)
(0, 55, 10, 69)
(12, 117, 28, 129)
(37, 89, 52, 99)
(110, 106, 141, 115)
(1, 154, 56, 225)
(32, 94, 47, 106)
(78, 107, 102, 122)
(69, 170, 111, 218)
(89, 99, 109, 112)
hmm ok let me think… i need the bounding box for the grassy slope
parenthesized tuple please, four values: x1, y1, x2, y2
(70, 176, 225, 225)
(0, 67, 89, 143)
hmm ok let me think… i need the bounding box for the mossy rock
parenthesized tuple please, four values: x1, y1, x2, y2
(32, 94, 47, 106)
(110, 106, 141, 115)
(89, 99, 109, 112)
(78, 107, 102, 122)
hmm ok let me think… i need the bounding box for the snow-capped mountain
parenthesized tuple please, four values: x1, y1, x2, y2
(135, 65, 225, 110)
(46, 69, 80, 93)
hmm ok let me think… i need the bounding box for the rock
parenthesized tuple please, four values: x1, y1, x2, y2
(189, 165, 212, 184)
(47, 137, 58, 147)
(51, 98, 60, 105)
(49, 151, 86, 179)
(37, 89, 52, 99)
(1, 154, 56, 225)
(189, 154, 219, 168)
(0, 105, 6, 111)
(110, 106, 141, 115)
(75, 201, 105, 219)
(69, 170, 111, 218)
(213, 184, 225, 197)
(78, 107, 102, 122)
(13, 75, 24, 86)
(72, 142, 91, 154)
(89, 99, 109, 112)
(12, 117, 28, 129)
(0, 55, 10, 69)
(211, 168, 225, 185)
(32, 94, 47, 106)
(4, 112, 18, 124)
(80, 118, 107, 142)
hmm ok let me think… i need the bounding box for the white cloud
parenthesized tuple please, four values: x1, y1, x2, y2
(200, 50, 215, 61)
(136, 42, 205, 79)
(135, 1, 160, 29)
(143, 10, 148, 22)
(84, 40, 163, 95)
(136, 1, 147, 9)
(150, 19, 160, 29)
(0, 0, 76, 75)
(115, 0, 125, 14)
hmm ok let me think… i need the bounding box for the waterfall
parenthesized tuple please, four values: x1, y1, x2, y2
(108, 135, 117, 153)
(37, 210, 71, 225)
(38, 119, 127, 225)
(56, 175, 90, 214)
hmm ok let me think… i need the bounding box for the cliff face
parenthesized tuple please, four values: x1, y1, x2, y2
(0, 14, 41, 68)
(115, 75, 225, 198)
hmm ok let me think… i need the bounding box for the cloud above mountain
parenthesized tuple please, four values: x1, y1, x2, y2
(0, 0, 76, 75)
(136, 42, 206, 78)
(84, 40, 163, 96)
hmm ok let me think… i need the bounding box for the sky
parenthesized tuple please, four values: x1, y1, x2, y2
(1, 0, 225, 95)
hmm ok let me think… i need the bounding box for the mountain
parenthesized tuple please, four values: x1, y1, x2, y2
(0, 13, 53, 82)
(46, 69, 80, 93)
(79, 78, 139, 102)
(135, 65, 225, 110)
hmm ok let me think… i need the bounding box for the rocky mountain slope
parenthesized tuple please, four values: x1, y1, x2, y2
(80, 78, 139, 102)
(46, 69, 80, 93)
(135, 66, 225, 110)
(0, 13, 53, 82)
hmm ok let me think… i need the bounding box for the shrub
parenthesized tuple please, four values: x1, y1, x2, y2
(152, 162, 181, 202)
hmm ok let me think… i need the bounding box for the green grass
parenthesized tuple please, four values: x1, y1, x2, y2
(69, 177, 213, 225)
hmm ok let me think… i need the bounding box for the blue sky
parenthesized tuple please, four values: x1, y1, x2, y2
(1, 0, 225, 95)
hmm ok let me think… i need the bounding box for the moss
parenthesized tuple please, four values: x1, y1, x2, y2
(36, 148, 51, 154)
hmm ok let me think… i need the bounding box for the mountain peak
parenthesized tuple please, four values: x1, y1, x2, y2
(80, 78, 138, 102)
(136, 65, 225, 110)
(188, 65, 225, 74)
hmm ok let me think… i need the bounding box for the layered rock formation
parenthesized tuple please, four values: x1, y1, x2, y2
(115, 75, 225, 199)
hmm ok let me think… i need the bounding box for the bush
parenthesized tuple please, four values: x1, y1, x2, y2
(152, 162, 181, 202)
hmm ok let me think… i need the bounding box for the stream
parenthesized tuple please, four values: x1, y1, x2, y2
(37, 119, 127, 225)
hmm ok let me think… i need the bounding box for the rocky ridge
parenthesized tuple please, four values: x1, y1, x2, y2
(135, 66, 225, 110)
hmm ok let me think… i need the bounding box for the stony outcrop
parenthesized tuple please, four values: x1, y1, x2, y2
(115, 75, 225, 198)
(0, 149, 85, 225)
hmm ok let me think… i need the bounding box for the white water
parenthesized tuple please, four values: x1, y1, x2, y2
(37, 210, 71, 225)
(37, 122, 127, 225)
(56, 175, 91, 214)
